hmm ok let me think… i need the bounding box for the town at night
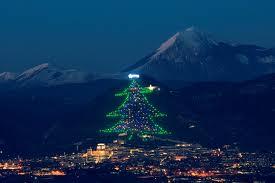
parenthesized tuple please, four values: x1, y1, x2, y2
(1, 137, 275, 182)
(1, 1, 275, 182)
(1, 75, 275, 182)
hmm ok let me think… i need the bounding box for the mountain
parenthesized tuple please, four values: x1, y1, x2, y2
(123, 27, 275, 82)
(0, 78, 128, 156)
(164, 74, 275, 151)
(0, 74, 275, 156)
(1, 29, 275, 156)
(0, 63, 99, 87)
(0, 72, 18, 82)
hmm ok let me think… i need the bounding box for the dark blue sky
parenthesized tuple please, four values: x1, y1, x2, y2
(0, 0, 275, 73)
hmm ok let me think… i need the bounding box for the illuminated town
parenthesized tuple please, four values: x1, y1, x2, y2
(1, 0, 275, 182)
(0, 137, 275, 182)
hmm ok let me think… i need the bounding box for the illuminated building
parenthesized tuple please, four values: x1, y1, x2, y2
(85, 143, 113, 163)
(113, 139, 125, 145)
(33, 169, 66, 176)
(174, 155, 186, 161)
(97, 143, 106, 150)
(0, 162, 22, 170)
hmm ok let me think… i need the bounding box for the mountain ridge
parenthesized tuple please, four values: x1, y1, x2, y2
(0, 63, 98, 87)
(1, 27, 275, 87)
(123, 27, 275, 82)
(0, 73, 275, 155)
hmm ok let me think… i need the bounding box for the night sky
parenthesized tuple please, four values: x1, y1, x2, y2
(0, 0, 275, 73)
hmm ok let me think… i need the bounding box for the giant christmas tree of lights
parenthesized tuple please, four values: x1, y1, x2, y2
(101, 74, 169, 136)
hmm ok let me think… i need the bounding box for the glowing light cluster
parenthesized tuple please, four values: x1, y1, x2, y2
(115, 87, 153, 97)
(148, 84, 157, 91)
(128, 74, 140, 79)
(101, 80, 169, 136)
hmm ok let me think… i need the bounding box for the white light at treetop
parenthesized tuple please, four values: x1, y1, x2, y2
(128, 74, 140, 79)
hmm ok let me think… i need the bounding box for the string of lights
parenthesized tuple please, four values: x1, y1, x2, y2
(101, 78, 169, 135)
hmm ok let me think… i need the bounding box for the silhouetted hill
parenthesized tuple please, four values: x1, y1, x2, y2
(0, 74, 275, 157)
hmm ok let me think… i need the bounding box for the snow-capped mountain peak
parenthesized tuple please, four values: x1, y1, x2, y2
(14, 63, 95, 86)
(0, 63, 100, 87)
(17, 63, 50, 81)
(153, 32, 180, 58)
(180, 26, 217, 48)
(0, 63, 109, 87)
(124, 27, 275, 82)
(151, 27, 216, 59)
(0, 72, 18, 81)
